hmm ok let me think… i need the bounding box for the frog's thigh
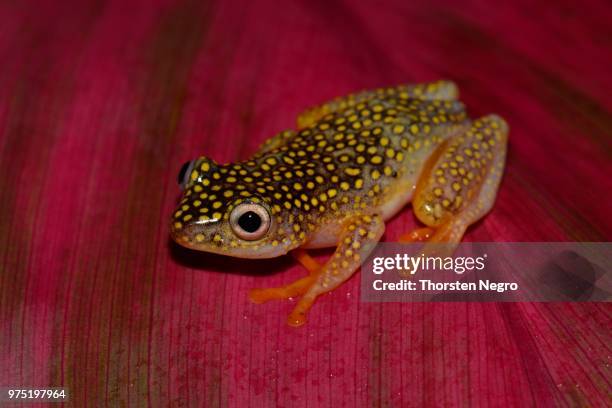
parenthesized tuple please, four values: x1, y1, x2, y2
(287, 213, 384, 327)
(297, 80, 458, 129)
(409, 114, 508, 245)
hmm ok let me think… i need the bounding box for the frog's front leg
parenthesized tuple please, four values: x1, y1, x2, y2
(402, 114, 508, 251)
(287, 213, 384, 327)
(249, 214, 384, 325)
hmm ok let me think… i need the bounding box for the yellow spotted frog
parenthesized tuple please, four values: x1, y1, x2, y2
(171, 80, 508, 326)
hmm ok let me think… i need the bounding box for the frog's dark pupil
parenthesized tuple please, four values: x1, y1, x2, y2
(177, 161, 191, 185)
(238, 211, 261, 233)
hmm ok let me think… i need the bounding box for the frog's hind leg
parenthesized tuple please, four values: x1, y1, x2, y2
(249, 249, 322, 303)
(297, 80, 459, 129)
(287, 213, 384, 327)
(401, 114, 508, 251)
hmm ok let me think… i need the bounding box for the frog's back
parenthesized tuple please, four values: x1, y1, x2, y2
(240, 90, 469, 239)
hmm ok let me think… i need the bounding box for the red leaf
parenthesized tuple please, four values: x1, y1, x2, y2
(0, 0, 610, 406)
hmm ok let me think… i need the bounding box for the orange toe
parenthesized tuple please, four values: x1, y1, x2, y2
(398, 227, 435, 243)
(287, 296, 315, 327)
(249, 274, 315, 303)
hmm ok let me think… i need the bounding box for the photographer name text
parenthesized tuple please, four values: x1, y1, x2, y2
(372, 279, 518, 293)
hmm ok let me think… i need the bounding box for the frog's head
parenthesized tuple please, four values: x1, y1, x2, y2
(170, 156, 297, 259)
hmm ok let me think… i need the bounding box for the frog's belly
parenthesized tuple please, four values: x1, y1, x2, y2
(302, 178, 417, 249)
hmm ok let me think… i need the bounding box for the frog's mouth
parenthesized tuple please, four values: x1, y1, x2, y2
(170, 219, 291, 259)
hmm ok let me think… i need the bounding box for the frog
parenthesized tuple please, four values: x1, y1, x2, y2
(170, 80, 508, 326)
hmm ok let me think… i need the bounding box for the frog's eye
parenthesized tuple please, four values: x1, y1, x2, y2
(177, 160, 195, 189)
(229, 203, 271, 241)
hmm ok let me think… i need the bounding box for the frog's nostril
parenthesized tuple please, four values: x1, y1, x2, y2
(177, 160, 193, 187)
